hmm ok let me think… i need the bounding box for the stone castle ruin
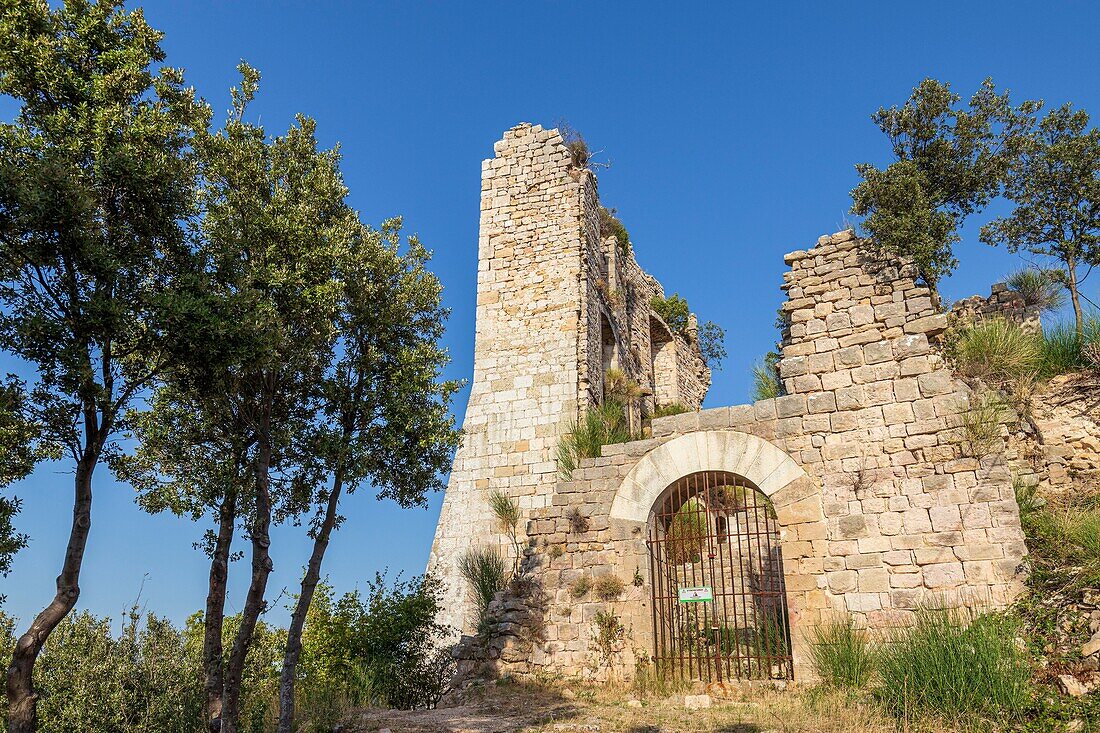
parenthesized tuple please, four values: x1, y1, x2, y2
(429, 123, 1089, 683)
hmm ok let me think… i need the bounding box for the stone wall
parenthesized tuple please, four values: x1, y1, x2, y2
(453, 229, 1030, 682)
(951, 283, 1043, 334)
(430, 124, 710, 634)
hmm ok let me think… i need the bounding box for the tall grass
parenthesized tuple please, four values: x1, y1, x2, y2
(960, 390, 1009, 457)
(557, 401, 631, 479)
(875, 610, 1031, 724)
(951, 318, 1041, 382)
(1050, 509, 1100, 588)
(1007, 268, 1065, 312)
(458, 546, 508, 632)
(809, 618, 876, 689)
(751, 358, 782, 401)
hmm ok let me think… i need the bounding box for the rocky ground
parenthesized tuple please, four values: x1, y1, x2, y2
(343, 678, 902, 733)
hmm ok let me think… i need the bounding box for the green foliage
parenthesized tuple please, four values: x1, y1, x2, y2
(592, 575, 625, 602)
(961, 390, 1009, 457)
(650, 293, 690, 333)
(875, 610, 1031, 724)
(751, 352, 783, 401)
(949, 318, 1042, 382)
(982, 103, 1100, 334)
(651, 402, 690, 418)
(298, 575, 454, 711)
(698, 320, 727, 370)
(458, 546, 509, 632)
(592, 610, 626, 668)
(1007, 268, 1066, 312)
(556, 401, 632, 479)
(851, 78, 1036, 290)
(809, 617, 876, 689)
(1038, 317, 1100, 377)
(665, 498, 707, 564)
(598, 206, 630, 254)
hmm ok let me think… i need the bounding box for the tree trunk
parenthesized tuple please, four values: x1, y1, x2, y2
(203, 488, 238, 733)
(6, 452, 97, 733)
(1068, 257, 1084, 338)
(220, 422, 273, 733)
(276, 465, 346, 733)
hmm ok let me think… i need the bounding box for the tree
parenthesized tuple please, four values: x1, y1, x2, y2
(851, 78, 1037, 292)
(982, 104, 1100, 336)
(0, 380, 45, 606)
(0, 2, 207, 729)
(276, 220, 460, 732)
(119, 63, 354, 733)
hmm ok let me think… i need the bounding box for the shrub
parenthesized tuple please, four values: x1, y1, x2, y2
(1007, 267, 1065, 312)
(651, 402, 690, 418)
(593, 574, 625, 601)
(875, 609, 1031, 724)
(960, 390, 1009, 457)
(809, 617, 876, 689)
(558, 120, 590, 169)
(950, 318, 1041, 383)
(598, 206, 630, 254)
(458, 546, 508, 632)
(557, 401, 632, 479)
(567, 507, 590, 534)
(299, 574, 455, 711)
(1052, 509, 1100, 588)
(665, 498, 707, 563)
(592, 610, 626, 668)
(650, 293, 690, 333)
(751, 356, 782, 401)
(570, 575, 592, 599)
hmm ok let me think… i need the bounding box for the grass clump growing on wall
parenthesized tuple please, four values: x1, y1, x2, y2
(598, 206, 630, 254)
(751, 354, 783, 401)
(592, 575, 625, 602)
(651, 402, 690, 418)
(458, 546, 508, 633)
(950, 317, 1042, 383)
(960, 390, 1010, 457)
(557, 401, 631, 479)
(809, 617, 876, 690)
(875, 610, 1031, 725)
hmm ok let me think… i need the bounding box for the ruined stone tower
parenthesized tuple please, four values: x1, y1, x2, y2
(429, 124, 711, 634)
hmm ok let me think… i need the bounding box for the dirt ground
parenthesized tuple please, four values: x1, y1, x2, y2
(345, 678, 901, 733)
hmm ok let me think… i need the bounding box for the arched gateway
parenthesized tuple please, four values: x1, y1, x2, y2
(648, 471, 793, 681)
(609, 430, 817, 681)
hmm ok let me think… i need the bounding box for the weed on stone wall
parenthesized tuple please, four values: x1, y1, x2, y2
(570, 575, 592, 599)
(960, 390, 1010, 457)
(592, 575, 625, 602)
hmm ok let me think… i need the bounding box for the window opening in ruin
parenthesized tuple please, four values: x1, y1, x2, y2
(647, 471, 793, 682)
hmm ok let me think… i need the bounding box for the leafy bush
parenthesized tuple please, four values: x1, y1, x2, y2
(458, 547, 508, 633)
(875, 610, 1031, 724)
(650, 293, 690, 333)
(598, 206, 630, 254)
(1007, 267, 1065, 312)
(592, 574, 625, 601)
(809, 617, 876, 689)
(950, 318, 1041, 383)
(299, 574, 454, 711)
(651, 402, 690, 418)
(751, 353, 783, 401)
(557, 401, 632, 479)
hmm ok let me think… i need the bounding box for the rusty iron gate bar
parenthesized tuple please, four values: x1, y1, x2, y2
(647, 470, 794, 682)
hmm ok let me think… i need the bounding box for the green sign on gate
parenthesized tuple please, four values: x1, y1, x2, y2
(677, 586, 713, 603)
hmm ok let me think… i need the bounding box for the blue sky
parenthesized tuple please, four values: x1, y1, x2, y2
(4, 1, 1099, 628)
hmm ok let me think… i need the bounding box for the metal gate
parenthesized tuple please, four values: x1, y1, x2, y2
(647, 470, 793, 681)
